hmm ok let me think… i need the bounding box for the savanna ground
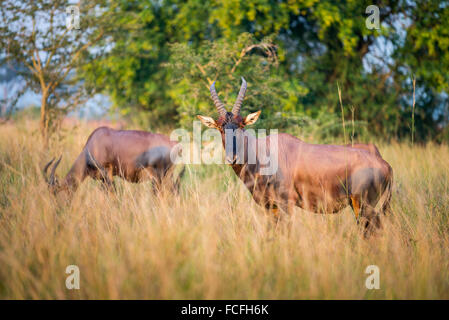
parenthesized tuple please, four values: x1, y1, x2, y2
(0, 120, 448, 299)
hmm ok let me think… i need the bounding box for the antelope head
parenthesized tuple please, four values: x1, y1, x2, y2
(197, 77, 261, 164)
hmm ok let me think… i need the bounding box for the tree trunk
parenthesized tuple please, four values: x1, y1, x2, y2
(40, 90, 48, 143)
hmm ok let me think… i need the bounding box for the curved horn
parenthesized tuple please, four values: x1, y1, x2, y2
(43, 158, 55, 183)
(209, 81, 227, 117)
(49, 155, 62, 185)
(232, 77, 247, 116)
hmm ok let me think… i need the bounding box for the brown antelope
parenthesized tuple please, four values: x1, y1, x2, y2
(197, 78, 393, 236)
(43, 127, 183, 196)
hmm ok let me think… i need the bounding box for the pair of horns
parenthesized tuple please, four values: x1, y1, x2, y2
(43, 155, 62, 186)
(210, 77, 247, 117)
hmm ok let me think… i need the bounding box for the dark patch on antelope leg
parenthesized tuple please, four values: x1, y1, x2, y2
(135, 146, 171, 169)
(136, 146, 175, 193)
(360, 205, 382, 238)
(101, 166, 116, 193)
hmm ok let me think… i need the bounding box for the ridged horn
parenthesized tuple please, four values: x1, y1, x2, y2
(43, 157, 55, 183)
(209, 81, 227, 117)
(232, 77, 247, 116)
(49, 155, 62, 185)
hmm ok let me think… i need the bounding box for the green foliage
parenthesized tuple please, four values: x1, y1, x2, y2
(0, 0, 106, 139)
(168, 33, 308, 129)
(81, 0, 214, 125)
(397, 1, 449, 93)
(79, 0, 449, 141)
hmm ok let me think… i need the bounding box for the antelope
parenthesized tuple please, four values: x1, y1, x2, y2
(43, 127, 184, 196)
(197, 78, 393, 236)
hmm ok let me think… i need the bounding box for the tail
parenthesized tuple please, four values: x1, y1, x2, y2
(169, 143, 185, 194)
(173, 165, 185, 194)
(380, 166, 393, 215)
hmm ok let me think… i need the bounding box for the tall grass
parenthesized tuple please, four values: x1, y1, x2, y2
(0, 120, 448, 299)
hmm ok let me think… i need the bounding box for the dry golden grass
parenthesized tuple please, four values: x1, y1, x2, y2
(0, 120, 448, 299)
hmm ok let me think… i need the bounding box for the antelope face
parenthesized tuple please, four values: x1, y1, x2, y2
(197, 77, 261, 164)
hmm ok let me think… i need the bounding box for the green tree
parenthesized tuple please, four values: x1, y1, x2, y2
(82, 0, 449, 141)
(168, 34, 308, 128)
(0, 0, 105, 140)
(82, 0, 213, 127)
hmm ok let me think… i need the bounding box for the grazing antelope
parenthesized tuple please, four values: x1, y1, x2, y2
(198, 78, 393, 236)
(43, 127, 183, 196)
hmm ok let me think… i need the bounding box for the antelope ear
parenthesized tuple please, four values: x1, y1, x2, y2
(243, 110, 261, 126)
(197, 115, 218, 129)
